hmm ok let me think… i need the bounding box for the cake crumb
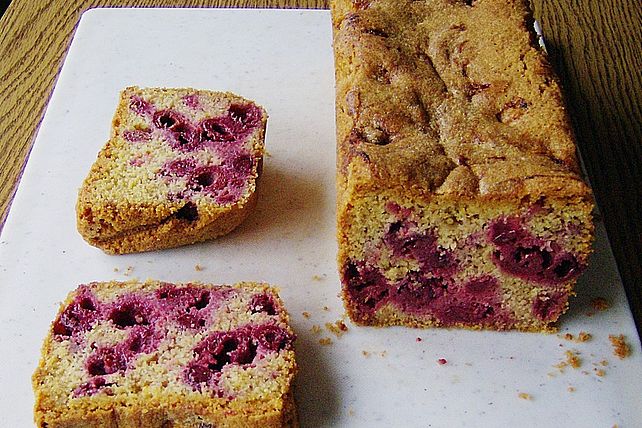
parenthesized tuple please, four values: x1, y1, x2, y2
(362, 350, 370, 357)
(319, 337, 333, 346)
(312, 274, 324, 281)
(567, 386, 576, 393)
(592, 297, 610, 311)
(599, 359, 609, 366)
(562, 332, 592, 343)
(555, 350, 581, 371)
(565, 350, 581, 368)
(302, 311, 311, 319)
(325, 320, 349, 337)
(594, 368, 606, 377)
(123, 266, 134, 276)
(416, 337, 422, 342)
(194, 264, 204, 271)
(322, 306, 330, 311)
(608, 335, 631, 359)
(113, 267, 119, 272)
(437, 358, 448, 365)
(577, 332, 592, 342)
(518, 392, 532, 400)
(310, 325, 322, 335)
(380, 351, 387, 357)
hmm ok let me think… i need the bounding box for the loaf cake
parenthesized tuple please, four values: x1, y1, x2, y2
(77, 87, 267, 254)
(331, 0, 594, 331)
(33, 280, 298, 427)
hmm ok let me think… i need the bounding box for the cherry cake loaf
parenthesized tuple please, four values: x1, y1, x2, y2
(331, 0, 594, 331)
(33, 281, 298, 427)
(77, 87, 266, 254)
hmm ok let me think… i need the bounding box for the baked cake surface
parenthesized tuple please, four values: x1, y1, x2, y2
(77, 87, 267, 254)
(33, 280, 298, 427)
(332, 0, 594, 331)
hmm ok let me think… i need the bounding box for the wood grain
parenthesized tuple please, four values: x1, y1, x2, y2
(532, 0, 642, 333)
(0, 0, 640, 333)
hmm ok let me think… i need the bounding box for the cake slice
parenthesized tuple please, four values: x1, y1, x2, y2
(331, 0, 594, 331)
(77, 87, 267, 254)
(33, 280, 298, 427)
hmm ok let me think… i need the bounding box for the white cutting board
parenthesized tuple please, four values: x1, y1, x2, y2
(0, 9, 640, 427)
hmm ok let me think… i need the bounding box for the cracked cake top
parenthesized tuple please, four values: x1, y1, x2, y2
(332, 0, 592, 201)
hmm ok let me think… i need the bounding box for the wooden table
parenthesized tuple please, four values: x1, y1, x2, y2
(1, 0, 640, 334)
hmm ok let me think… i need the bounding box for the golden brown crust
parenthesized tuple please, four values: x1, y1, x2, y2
(76, 87, 267, 254)
(332, 0, 592, 202)
(33, 280, 298, 428)
(332, 0, 595, 332)
(81, 185, 258, 255)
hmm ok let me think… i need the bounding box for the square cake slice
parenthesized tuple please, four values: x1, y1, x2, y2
(77, 87, 267, 254)
(331, 0, 594, 331)
(33, 280, 298, 427)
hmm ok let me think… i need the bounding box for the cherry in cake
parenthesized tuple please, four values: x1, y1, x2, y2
(33, 280, 298, 427)
(77, 87, 267, 254)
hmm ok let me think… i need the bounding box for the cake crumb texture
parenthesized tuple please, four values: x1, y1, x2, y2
(608, 334, 632, 359)
(331, 0, 594, 331)
(76, 86, 267, 254)
(32, 280, 298, 428)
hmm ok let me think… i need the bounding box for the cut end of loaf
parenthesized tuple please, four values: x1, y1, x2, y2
(338, 194, 593, 331)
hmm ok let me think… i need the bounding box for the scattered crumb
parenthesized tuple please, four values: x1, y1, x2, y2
(325, 320, 349, 337)
(567, 386, 576, 393)
(123, 266, 134, 276)
(577, 332, 592, 342)
(594, 368, 606, 377)
(518, 392, 532, 400)
(566, 350, 582, 368)
(437, 358, 448, 365)
(554, 350, 582, 371)
(319, 337, 333, 346)
(347, 407, 355, 417)
(194, 264, 204, 271)
(592, 297, 610, 311)
(416, 337, 422, 342)
(599, 359, 609, 366)
(113, 267, 119, 272)
(609, 335, 631, 359)
(312, 274, 324, 281)
(264, 149, 272, 158)
(361, 350, 389, 358)
(310, 325, 322, 335)
(561, 331, 592, 343)
(322, 306, 330, 311)
(586, 297, 610, 316)
(302, 311, 311, 319)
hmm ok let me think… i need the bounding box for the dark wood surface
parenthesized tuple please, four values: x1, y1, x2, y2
(0, 0, 640, 334)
